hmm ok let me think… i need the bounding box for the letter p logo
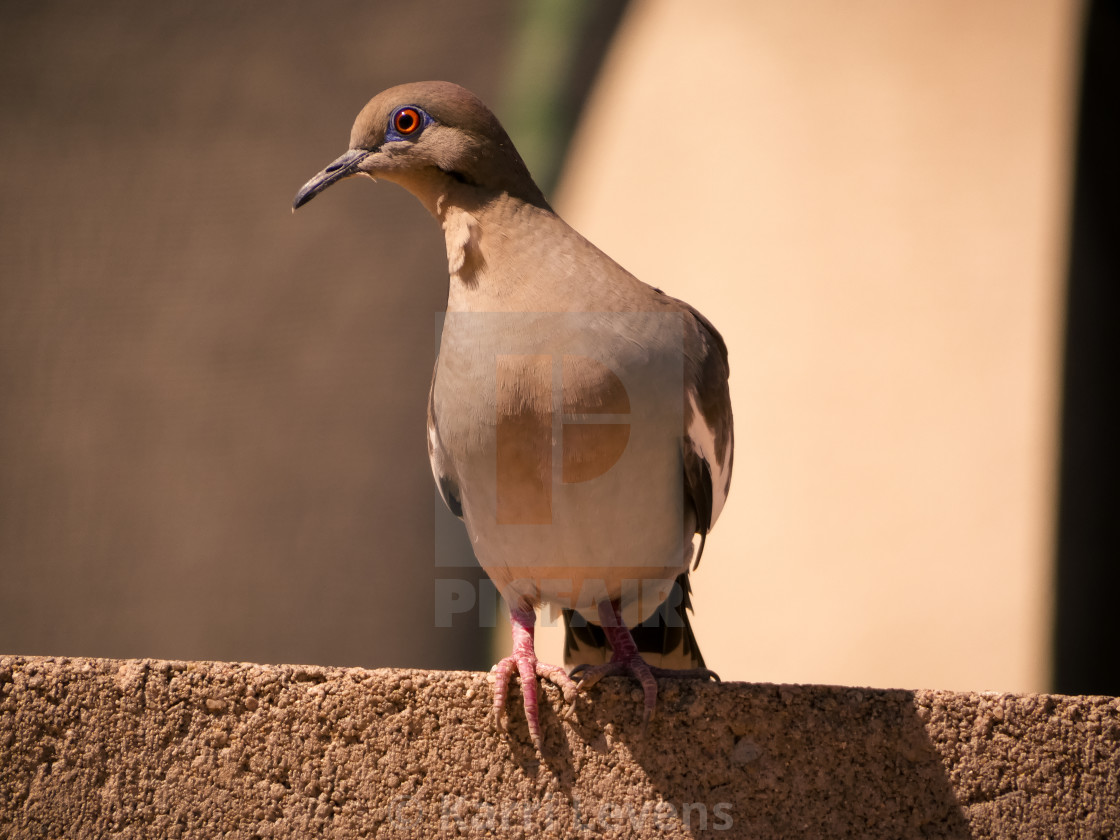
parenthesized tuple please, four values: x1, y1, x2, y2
(496, 354, 630, 524)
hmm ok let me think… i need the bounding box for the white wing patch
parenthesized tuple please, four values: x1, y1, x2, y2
(427, 417, 441, 470)
(687, 390, 730, 528)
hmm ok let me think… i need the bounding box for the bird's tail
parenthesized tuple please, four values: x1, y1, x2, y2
(561, 573, 705, 670)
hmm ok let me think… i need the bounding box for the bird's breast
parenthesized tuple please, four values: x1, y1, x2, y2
(429, 310, 696, 623)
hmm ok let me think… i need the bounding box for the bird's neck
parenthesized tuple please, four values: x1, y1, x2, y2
(400, 170, 628, 313)
(439, 198, 482, 292)
(429, 182, 568, 311)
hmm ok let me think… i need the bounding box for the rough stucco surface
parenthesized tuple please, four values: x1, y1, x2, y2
(0, 657, 1117, 839)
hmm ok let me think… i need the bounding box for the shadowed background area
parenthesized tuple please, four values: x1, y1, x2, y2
(1, 1, 1115, 694)
(0, 0, 523, 669)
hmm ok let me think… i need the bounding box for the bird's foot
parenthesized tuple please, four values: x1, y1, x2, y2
(489, 607, 578, 754)
(490, 655, 578, 752)
(569, 600, 720, 733)
(570, 657, 718, 732)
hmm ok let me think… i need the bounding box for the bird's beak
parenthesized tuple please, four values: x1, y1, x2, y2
(292, 148, 372, 210)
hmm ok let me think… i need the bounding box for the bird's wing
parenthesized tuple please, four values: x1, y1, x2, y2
(427, 378, 463, 519)
(563, 297, 732, 669)
(679, 300, 734, 568)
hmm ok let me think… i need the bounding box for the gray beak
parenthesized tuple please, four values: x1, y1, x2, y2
(292, 148, 372, 210)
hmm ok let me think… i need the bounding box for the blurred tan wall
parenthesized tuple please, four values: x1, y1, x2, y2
(2, 0, 1086, 695)
(0, 0, 510, 669)
(544, 0, 1081, 692)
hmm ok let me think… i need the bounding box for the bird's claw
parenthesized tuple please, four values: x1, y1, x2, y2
(490, 652, 579, 755)
(569, 661, 610, 692)
(569, 658, 721, 733)
(648, 666, 721, 683)
(489, 706, 508, 733)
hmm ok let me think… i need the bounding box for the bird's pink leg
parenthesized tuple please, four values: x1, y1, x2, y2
(490, 606, 578, 753)
(570, 600, 719, 730)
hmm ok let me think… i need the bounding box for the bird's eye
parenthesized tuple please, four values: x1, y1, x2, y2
(393, 107, 422, 136)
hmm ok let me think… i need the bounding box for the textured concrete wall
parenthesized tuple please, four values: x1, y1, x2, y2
(1, 656, 1116, 838)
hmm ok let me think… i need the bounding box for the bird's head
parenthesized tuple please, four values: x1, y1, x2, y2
(293, 81, 548, 214)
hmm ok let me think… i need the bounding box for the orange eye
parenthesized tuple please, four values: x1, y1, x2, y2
(393, 107, 421, 135)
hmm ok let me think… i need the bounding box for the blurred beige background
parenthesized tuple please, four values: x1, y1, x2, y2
(0, 0, 507, 670)
(538, 0, 1081, 693)
(1, 1, 1096, 694)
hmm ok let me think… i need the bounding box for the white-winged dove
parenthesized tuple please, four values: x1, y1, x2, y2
(293, 82, 733, 753)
